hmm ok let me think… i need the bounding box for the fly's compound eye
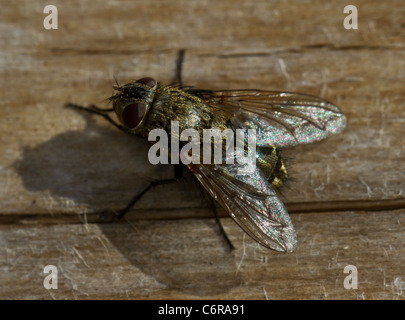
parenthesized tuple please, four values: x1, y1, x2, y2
(136, 77, 156, 88)
(122, 103, 146, 129)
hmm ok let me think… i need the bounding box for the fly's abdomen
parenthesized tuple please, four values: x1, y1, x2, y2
(256, 146, 288, 190)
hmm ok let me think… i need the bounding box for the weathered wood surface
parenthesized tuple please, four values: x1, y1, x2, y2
(1, 210, 405, 299)
(0, 0, 404, 299)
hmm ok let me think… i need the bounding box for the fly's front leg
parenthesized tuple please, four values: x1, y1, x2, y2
(65, 102, 130, 134)
(117, 164, 184, 219)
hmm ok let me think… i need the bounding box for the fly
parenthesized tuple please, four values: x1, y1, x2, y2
(66, 77, 346, 252)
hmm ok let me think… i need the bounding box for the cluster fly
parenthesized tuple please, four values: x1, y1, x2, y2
(67, 77, 346, 252)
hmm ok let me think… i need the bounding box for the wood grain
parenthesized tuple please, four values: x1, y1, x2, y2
(1, 210, 405, 299)
(0, 0, 404, 299)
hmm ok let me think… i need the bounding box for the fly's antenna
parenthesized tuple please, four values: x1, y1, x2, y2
(113, 75, 121, 91)
(107, 75, 122, 103)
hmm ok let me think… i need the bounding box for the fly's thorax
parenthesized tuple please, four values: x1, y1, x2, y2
(142, 85, 228, 138)
(110, 78, 232, 139)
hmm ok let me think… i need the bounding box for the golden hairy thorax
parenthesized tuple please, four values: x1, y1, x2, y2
(141, 85, 230, 135)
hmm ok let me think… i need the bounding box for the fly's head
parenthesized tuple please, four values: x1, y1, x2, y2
(109, 77, 158, 133)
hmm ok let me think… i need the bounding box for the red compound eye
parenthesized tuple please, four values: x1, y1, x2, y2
(136, 77, 156, 88)
(122, 103, 146, 128)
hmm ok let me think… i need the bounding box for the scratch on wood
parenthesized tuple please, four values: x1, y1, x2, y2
(236, 233, 247, 274)
(379, 267, 387, 288)
(359, 235, 372, 245)
(309, 234, 319, 256)
(95, 234, 110, 253)
(61, 267, 90, 299)
(325, 164, 330, 185)
(382, 247, 389, 259)
(262, 287, 269, 300)
(47, 290, 57, 300)
(72, 247, 90, 268)
(333, 249, 339, 264)
(390, 276, 405, 297)
(320, 285, 328, 299)
(357, 292, 366, 300)
(78, 211, 89, 231)
(278, 58, 291, 84)
(358, 176, 373, 198)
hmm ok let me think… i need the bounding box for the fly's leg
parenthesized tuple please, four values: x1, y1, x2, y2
(65, 102, 130, 134)
(197, 183, 235, 251)
(117, 164, 183, 219)
(208, 197, 234, 251)
(174, 49, 185, 85)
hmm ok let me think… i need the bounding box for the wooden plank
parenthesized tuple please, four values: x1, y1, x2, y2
(0, 0, 404, 300)
(2, 0, 403, 52)
(1, 210, 404, 299)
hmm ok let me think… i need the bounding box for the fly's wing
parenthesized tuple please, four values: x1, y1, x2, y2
(187, 89, 346, 147)
(187, 161, 297, 252)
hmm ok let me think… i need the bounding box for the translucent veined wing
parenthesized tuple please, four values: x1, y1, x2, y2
(186, 161, 297, 252)
(188, 89, 346, 147)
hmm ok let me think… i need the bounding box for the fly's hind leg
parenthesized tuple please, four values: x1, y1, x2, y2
(209, 198, 235, 251)
(117, 164, 184, 219)
(197, 185, 234, 251)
